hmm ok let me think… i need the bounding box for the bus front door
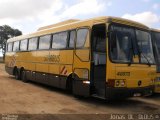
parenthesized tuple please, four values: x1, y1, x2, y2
(91, 24, 107, 98)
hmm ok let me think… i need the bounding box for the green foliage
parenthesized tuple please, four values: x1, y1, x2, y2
(0, 25, 22, 56)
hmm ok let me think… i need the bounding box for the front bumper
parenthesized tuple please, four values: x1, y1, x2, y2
(106, 85, 154, 100)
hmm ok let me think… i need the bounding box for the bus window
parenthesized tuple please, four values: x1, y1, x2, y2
(39, 35, 51, 50)
(110, 31, 132, 62)
(110, 25, 155, 64)
(7, 42, 13, 52)
(28, 37, 38, 51)
(76, 28, 89, 48)
(13, 41, 20, 52)
(152, 31, 160, 71)
(69, 30, 76, 48)
(136, 30, 155, 64)
(20, 39, 28, 51)
(52, 32, 67, 49)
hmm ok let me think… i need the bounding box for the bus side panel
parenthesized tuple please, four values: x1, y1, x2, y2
(33, 51, 50, 84)
(16, 51, 37, 71)
(21, 51, 37, 81)
(48, 50, 73, 89)
(59, 50, 73, 89)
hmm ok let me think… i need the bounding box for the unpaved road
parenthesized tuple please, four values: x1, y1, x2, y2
(0, 63, 159, 119)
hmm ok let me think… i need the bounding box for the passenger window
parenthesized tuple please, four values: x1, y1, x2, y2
(28, 37, 38, 51)
(20, 39, 28, 51)
(7, 43, 13, 52)
(13, 41, 20, 51)
(76, 28, 89, 48)
(52, 32, 67, 49)
(39, 35, 51, 50)
(69, 30, 76, 48)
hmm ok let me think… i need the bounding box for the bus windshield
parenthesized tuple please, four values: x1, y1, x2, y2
(110, 24, 155, 64)
(152, 31, 160, 70)
(136, 30, 155, 64)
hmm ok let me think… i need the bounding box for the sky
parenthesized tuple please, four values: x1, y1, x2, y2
(0, 0, 160, 56)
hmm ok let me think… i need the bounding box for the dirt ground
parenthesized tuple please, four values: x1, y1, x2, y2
(0, 63, 159, 120)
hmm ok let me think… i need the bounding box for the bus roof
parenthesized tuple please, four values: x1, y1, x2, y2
(150, 28, 160, 33)
(37, 19, 80, 31)
(7, 16, 149, 43)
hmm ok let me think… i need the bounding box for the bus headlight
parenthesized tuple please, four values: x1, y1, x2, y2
(115, 80, 120, 86)
(108, 79, 126, 87)
(115, 80, 126, 87)
(121, 80, 125, 86)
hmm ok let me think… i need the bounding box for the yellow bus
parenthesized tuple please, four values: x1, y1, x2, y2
(5, 16, 156, 100)
(151, 28, 160, 93)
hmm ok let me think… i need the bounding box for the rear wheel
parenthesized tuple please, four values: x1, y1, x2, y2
(19, 69, 24, 80)
(14, 69, 20, 80)
(21, 70, 29, 83)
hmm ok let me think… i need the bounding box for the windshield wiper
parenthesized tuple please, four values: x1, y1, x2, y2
(137, 40, 151, 66)
(139, 50, 151, 66)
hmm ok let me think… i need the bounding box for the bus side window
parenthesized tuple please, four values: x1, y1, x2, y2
(7, 42, 13, 52)
(76, 28, 89, 48)
(69, 30, 76, 48)
(52, 32, 68, 49)
(28, 37, 38, 51)
(13, 41, 20, 52)
(20, 39, 28, 51)
(39, 35, 51, 50)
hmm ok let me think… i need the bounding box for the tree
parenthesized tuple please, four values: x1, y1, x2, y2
(0, 25, 22, 58)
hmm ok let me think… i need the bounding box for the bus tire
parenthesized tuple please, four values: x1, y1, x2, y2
(73, 94, 83, 99)
(22, 70, 28, 83)
(14, 68, 20, 80)
(19, 68, 24, 80)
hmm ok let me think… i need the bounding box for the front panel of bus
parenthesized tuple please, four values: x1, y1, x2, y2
(151, 31, 160, 93)
(106, 23, 155, 99)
